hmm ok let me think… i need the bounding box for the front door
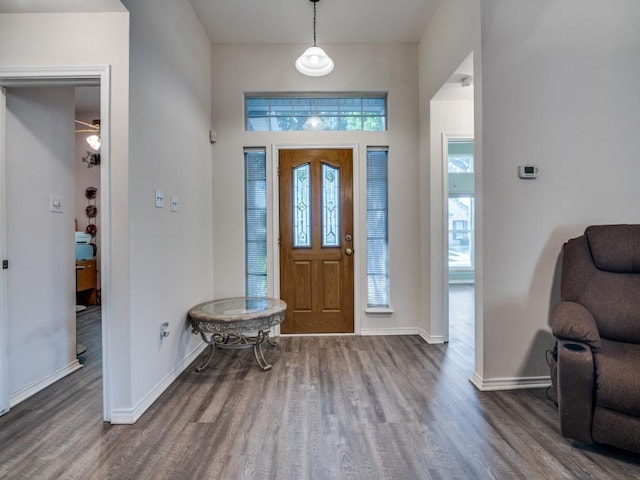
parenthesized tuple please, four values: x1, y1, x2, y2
(279, 149, 354, 334)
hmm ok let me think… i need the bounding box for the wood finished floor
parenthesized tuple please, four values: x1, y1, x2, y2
(1, 286, 640, 479)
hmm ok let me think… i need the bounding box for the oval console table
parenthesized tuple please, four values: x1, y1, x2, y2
(188, 297, 287, 372)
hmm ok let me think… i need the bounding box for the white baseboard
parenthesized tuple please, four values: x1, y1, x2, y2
(10, 360, 83, 407)
(356, 327, 446, 344)
(418, 328, 446, 344)
(360, 326, 420, 336)
(109, 342, 207, 425)
(470, 372, 552, 391)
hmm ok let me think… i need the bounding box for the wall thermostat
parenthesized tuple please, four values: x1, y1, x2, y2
(518, 165, 539, 179)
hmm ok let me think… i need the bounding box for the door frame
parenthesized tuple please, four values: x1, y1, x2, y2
(271, 143, 361, 335)
(0, 66, 112, 420)
(441, 133, 474, 343)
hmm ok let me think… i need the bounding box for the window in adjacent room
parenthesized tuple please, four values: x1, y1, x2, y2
(245, 148, 268, 296)
(366, 147, 390, 309)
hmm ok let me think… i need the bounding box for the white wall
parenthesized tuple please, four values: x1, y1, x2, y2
(122, 0, 213, 414)
(0, 6, 131, 415)
(210, 43, 421, 334)
(479, 0, 640, 387)
(5, 87, 78, 401)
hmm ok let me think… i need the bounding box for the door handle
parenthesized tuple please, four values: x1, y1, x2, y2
(345, 248, 353, 256)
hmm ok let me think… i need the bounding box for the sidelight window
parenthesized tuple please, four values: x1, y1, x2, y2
(366, 148, 390, 308)
(245, 148, 268, 297)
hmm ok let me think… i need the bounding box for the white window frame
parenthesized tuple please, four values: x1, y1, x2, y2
(365, 147, 392, 313)
(244, 148, 268, 297)
(244, 93, 387, 132)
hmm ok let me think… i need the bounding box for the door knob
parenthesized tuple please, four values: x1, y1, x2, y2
(345, 248, 353, 256)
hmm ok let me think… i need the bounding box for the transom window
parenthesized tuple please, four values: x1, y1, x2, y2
(245, 94, 387, 132)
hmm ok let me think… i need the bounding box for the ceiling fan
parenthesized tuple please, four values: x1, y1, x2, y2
(75, 118, 101, 150)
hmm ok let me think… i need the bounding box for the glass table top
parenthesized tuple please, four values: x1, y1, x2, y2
(189, 297, 287, 322)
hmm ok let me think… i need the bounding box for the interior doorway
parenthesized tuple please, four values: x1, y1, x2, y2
(74, 86, 101, 359)
(444, 136, 475, 349)
(0, 67, 112, 420)
(430, 51, 475, 345)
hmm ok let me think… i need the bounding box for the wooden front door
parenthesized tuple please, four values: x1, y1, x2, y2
(279, 149, 354, 334)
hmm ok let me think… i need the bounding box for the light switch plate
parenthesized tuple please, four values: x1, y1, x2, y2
(50, 195, 63, 213)
(170, 195, 178, 212)
(155, 190, 164, 208)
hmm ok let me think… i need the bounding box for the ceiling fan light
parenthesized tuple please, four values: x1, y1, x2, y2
(86, 134, 101, 151)
(295, 46, 334, 77)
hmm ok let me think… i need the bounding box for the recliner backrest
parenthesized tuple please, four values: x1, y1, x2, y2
(561, 224, 640, 343)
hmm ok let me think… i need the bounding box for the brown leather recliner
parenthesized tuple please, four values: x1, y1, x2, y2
(552, 224, 640, 453)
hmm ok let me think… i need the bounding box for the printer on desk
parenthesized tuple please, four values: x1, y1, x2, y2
(75, 231, 98, 304)
(75, 231, 95, 260)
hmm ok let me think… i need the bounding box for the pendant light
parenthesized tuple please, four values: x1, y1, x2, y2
(295, 0, 334, 77)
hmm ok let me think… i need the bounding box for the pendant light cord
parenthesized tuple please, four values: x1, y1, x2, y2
(313, 0, 317, 46)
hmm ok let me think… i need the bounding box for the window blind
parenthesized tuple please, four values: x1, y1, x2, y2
(245, 148, 267, 297)
(366, 148, 389, 308)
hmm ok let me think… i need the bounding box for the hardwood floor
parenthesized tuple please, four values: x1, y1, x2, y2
(1, 291, 639, 479)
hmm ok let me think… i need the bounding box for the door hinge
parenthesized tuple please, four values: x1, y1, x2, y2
(2, 260, 7, 270)
(278, 237, 281, 247)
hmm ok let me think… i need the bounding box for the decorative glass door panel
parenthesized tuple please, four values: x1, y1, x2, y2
(293, 163, 311, 248)
(279, 149, 354, 334)
(322, 163, 340, 247)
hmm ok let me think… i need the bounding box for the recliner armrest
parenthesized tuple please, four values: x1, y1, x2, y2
(552, 301, 601, 351)
(556, 339, 595, 444)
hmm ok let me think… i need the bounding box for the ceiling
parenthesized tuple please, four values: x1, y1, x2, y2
(188, 0, 443, 45)
(74, 0, 472, 112)
(75, 86, 100, 113)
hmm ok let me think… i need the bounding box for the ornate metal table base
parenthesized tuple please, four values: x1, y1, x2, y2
(194, 330, 276, 372)
(188, 297, 287, 372)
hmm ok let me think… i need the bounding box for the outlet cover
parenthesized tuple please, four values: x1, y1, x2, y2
(155, 190, 164, 208)
(170, 195, 179, 212)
